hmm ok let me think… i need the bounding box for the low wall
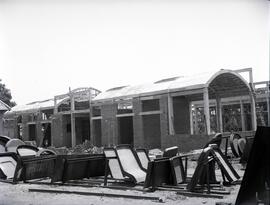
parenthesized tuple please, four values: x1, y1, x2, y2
(162, 130, 256, 152)
(162, 134, 214, 152)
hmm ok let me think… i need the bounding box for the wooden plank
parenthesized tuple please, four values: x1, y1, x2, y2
(216, 97, 223, 133)
(91, 116, 102, 120)
(167, 94, 175, 135)
(116, 113, 134, 118)
(139, 110, 161, 116)
(176, 190, 224, 199)
(28, 188, 162, 201)
(0, 179, 17, 184)
(24, 179, 148, 192)
(189, 102, 193, 135)
(156, 186, 229, 195)
(203, 87, 210, 135)
(240, 100, 246, 131)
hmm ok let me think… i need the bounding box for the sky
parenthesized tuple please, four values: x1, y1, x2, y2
(0, 0, 269, 105)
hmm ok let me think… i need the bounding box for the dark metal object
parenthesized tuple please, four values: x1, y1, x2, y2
(0, 135, 10, 146)
(0, 152, 18, 180)
(5, 138, 25, 153)
(115, 145, 146, 183)
(187, 146, 240, 192)
(229, 133, 242, 158)
(163, 146, 178, 158)
(16, 144, 39, 157)
(14, 155, 58, 182)
(135, 148, 150, 171)
(144, 156, 185, 189)
(103, 147, 126, 181)
(144, 158, 172, 189)
(170, 155, 186, 185)
(52, 154, 105, 183)
(235, 126, 270, 205)
(36, 149, 57, 156)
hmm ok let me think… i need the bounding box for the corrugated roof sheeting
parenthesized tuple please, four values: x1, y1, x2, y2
(7, 99, 55, 114)
(93, 70, 249, 102)
(6, 69, 251, 113)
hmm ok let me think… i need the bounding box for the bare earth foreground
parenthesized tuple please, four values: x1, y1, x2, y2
(0, 182, 240, 205)
(0, 163, 243, 205)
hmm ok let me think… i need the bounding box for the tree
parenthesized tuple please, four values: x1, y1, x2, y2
(0, 79, 16, 107)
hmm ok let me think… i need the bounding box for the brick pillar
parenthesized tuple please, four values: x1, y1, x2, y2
(21, 114, 28, 141)
(51, 114, 62, 147)
(36, 112, 43, 146)
(160, 95, 169, 149)
(132, 98, 144, 148)
(101, 103, 118, 146)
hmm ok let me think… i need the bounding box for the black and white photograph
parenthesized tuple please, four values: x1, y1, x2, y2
(0, 0, 269, 204)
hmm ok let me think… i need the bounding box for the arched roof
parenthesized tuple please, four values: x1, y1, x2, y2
(206, 70, 251, 98)
(93, 69, 251, 102)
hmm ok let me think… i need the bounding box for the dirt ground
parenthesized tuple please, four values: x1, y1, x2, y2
(0, 182, 240, 205)
(0, 161, 244, 205)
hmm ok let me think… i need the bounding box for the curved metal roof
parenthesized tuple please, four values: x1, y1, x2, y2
(5, 99, 55, 115)
(93, 69, 251, 102)
(6, 69, 252, 113)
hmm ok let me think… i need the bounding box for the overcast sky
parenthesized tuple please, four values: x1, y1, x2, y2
(0, 0, 269, 105)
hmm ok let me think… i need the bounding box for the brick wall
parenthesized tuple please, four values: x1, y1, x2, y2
(2, 117, 15, 138)
(101, 103, 118, 146)
(0, 111, 5, 135)
(92, 119, 102, 146)
(21, 114, 29, 141)
(52, 114, 66, 147)
(133, 98, 144, 147)
(142, 114, 161, 149)
(173, 96, 190, 134)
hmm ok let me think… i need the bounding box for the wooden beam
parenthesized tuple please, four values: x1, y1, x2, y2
(203, 87, 211, 135)
(140, 96, 160, 101)
(250, 93, 257, 131)
(170, 88, 203, 97)
(189, 102, 193, 135)
(54, 98, 57, 114)
(89, 89, 94, 145)
(28, 188, 162, 201)
(116, 113, 134, 118)
(168, 94, 175, 135)
(91, 116, 102, 120)
(139, 110, 161, 116)
(70, 88, 76, 147)
(267, 96, 270, 126)
(216, 97, 223, 133)
(240, 100, 246, 131)
(194, 105, 198, 134)
(156, 186, 230, 195)
(175, 190, 223, 199)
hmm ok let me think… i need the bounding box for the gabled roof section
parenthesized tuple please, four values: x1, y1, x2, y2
(0, 100, 11, 111)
